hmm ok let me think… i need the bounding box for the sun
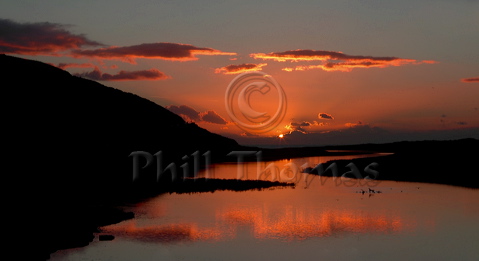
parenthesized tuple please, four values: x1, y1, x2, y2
(278, 134, 284, 139)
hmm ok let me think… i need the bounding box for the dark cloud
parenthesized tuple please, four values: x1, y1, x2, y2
(456, 121, 467, 125)
(289, 121, 313, 133)
(166, 105, 201, 121)
(200, 111, 228, 125)
(74, 67, 170, 81)
(461, 77, 479, 83)
(166, 105, 228, 125)
(318, 113, 334, 120)
(0, 18, 102, 55)
(71, 42, 236, 62)
(292, 121, 312, 127)
(215, 63, 267, 74)
(54, 63, 95, 69)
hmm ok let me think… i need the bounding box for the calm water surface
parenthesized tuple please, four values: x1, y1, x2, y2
(50, 155, 479, 261)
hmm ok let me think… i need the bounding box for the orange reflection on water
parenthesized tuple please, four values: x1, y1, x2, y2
(218, 207, 411, 241)
(103, 221, 226, 243)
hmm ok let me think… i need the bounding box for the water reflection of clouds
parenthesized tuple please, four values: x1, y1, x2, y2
(218, 207, 410, 241)
(104, 207, 413, 244)
(103, 222, 227, 243)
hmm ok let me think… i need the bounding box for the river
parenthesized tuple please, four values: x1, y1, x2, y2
(50, 154, 479, 260)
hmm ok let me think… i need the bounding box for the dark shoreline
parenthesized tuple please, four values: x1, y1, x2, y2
(231, 138, 479, 189)
(319, 138, 479, 189)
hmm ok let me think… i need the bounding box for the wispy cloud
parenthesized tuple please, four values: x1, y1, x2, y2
(0, 18, 102, 55)
(74, 67, 170, 81)
(251, 49, 437, 72)
(71, 42, 236, 63)
(283, 61, 434, 72)
(53, 62, 95, 69)
(461, 77, 479, 83)
(215, 63, 267, 74)
(252, 49, 410, 62)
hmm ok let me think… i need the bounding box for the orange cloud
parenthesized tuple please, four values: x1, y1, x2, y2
(318, 112, 334, 120)
(253, 49, 436, 72)
(215, 63, 267, 74)
(74, 67, 170, 81)
(251, 49, 407, 62)
(286, 59, 436, 72)
(461, 77, 479, 83)
(345, 121, 363, 128)
(72, 42, 236, 62)
(251, 50, 337, 62)
(0, 18, 102, 55)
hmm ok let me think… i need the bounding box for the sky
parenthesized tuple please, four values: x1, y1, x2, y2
(1, 0, 478, 146)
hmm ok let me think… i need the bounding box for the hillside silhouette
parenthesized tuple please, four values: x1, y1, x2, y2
(1, 54, 251, 259)
(2, 54, 246, 196)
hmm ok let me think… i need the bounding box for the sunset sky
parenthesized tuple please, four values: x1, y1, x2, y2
(1, 0, 478, 146)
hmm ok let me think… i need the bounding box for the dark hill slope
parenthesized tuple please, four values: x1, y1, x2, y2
(1, 54, 247, 259)
(2, 54, 241, 200)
